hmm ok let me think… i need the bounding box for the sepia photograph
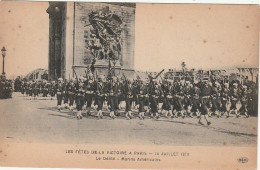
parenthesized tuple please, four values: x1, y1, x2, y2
(0, 1, 259, 169)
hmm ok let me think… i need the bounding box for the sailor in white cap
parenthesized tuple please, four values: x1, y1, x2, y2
(239, 85, 249, 118)
(85, 77, 95, 116)
(63, 79, 69, 110)
(68, 78, 76, 111)
(75, 81, 85, 119)
(57, 78, 64, 111)
(96, 75, 105, 119)
(229, 82, 239, 118)
(220, 83, 230, 118)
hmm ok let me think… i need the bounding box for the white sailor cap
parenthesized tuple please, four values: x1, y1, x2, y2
(112, 76, 117, 81)
(168, 80, 174, 84)
(153, 79, 159, 83)
(99, 75, 105, 80)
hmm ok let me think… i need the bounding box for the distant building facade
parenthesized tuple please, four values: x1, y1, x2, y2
(24, 68, 48, 81)
(164, 67, 258, 84)
(46, 2, 136, 80)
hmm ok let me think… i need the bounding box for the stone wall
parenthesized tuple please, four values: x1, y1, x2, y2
(60, 3, 67, 79)
(47, 2, 67, 80)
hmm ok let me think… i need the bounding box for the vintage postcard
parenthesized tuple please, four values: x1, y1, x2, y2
(0, 1, 259, 169)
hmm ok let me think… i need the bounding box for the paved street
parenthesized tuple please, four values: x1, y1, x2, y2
(0, 92, 257, 146)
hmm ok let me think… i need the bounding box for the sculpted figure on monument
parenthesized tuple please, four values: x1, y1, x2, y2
(86, 6, 123, 62)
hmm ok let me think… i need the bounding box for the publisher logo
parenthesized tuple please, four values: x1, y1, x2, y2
(237, 157, 248, 163)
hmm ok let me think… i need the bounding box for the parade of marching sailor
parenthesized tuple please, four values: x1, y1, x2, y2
(12, 65, 258, 122)
(0, 2, 258, 146)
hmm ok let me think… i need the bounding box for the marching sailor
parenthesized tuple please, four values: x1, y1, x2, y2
(56, 78, 64, 111)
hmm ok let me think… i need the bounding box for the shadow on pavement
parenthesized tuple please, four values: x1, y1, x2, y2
(154, 119, 257, 138)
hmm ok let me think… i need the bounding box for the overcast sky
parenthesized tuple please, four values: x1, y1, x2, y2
(0, 2, 258, 78)
(0, 2, 49, 78)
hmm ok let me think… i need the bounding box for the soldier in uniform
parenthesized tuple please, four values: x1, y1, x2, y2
(107, 77, 120, 119)
(124, 80, 134, 119)
(191, 82, 201, 118)
(171, 81, 179, 118)
(1, 79, 13, 99)
(198, 82, 211, 125)
(67, 78, 76, 111)
(183, 81, 193, 118)
(95, 75, 106, 119)
(32, 81, 36, 99)
(229, 83, 240, 117)
(118, 78, 125, 110)
(25, 81, 30, 97)
(247, 83, 257, 116)
(136, 79, 146, 119)
(21, 81, 25, 96)
(50, 81, 56, 100)
(210, 82, 221, 117)
(131, 80, 139, 110)
(174, 80, 185, 118)
(28, 81, 33, 100)
(84, 75, 95, 115)
(149, 79, 160, 119)
(220, 83, 230, 117)
(114, 77, 123, 116)
(56, 78, 64, 111)
(63, 79, 69, 109)
(34, 81, 41, 100)
(0, 79, 4, 99)
(75, 78, 85, 119)
(143, 80, 151, 116)
(42, 80, 49, 99)
(161, 80, 173, 118)
(239, 85, 249, 118)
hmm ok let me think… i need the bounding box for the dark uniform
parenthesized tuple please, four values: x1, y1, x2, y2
(75, 82, 85, 119)
(84, 79, 94, 113)
(198, 83, 212, 125)
(42, 82, 49, 98)
(33, 82, 40, 98)
(220, 85, 230, 117)
(210, 85, 221, 117)
(107, 80, 121, 118)
(63, 80, 69, 109)
(161, 82, 173, 117)
(28, 82, 33, 97)
(199, 84, 212, 115)
(174, 83, 185, 118)
(239, 86, 249, 117)
(230, 84, 239, 117)
(137, 82, 147, 119)
(149, 81, 160, 118)
(68, 81, 76, 110)
(56, 81, 64, 111)
(50, 82, 56, 99)
(191, 85, 201, 117)
(183, 84, 193, 117)
(124, 81, 134, 119)
(95, 80, 106, 118)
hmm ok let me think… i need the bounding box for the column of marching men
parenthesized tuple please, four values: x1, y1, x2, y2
(19, 74, 257, 125)
(0, 77, 13, 99)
